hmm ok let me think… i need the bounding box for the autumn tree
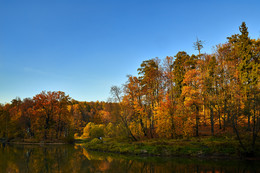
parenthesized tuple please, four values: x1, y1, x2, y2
(110, 85, 137, 141)
(33, 91, 71, 140)
(226, 22, 260, 154)
(159, 56, 176, 138)
(172, 52, 191, 97)
(181, 56, 202, 137)
(137, 58, 164, 138)
(0, 104, 11, 139)
(202, 55, 218, 135)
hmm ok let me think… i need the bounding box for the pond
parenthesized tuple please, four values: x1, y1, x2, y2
(0, 143, 259, 173)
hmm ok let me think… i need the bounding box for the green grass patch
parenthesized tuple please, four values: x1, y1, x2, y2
(80, 136, 260, 159)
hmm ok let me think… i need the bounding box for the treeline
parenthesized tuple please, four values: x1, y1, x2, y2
(108, 22, 259, 152)
(0, 22, 259, 152)
(0, 91, 119, 142)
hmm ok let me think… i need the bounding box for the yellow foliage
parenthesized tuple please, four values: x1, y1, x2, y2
(82, 122, 95, 138)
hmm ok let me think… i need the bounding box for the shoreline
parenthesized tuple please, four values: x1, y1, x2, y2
(0, 139, 67, 145)
(6, 142, 66, 145)
(79, 138, 260, 160)
(82, 146, 243, 160)
(81, 145, 260, 161)
(2, 138, 260, 160)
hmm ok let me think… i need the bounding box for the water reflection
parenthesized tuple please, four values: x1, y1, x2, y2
(0, 143, 259, 173)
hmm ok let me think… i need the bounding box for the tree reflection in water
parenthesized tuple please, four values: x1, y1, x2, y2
(0, 143, 259, 173)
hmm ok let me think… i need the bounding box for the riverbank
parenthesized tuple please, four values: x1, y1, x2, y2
(6, 142, 66, 145)
(0, 138, 68, 145)
(80, 137, 260, 160)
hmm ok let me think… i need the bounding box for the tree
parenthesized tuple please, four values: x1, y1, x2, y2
(203, 55, 218, 135)
(193, 37, 204, 55)
(182, 67, 202, 137)
(137, 58, 163, 138)
(225, 22, 260, 154)
(161, 56, 176, 138)
(173, 52, 191, 97)
(0, 104, 11, 139)
(110, 85, 137, 141)
(33, 91, 71, 140)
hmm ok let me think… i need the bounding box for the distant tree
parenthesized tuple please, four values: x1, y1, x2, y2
(33, 91, 71, 140)
(193, 37, 204, 55)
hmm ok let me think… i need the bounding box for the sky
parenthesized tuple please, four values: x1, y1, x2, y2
(0, 0, 260, 104)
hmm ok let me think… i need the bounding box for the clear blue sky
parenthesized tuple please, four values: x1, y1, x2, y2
(0, 0, 259, 103)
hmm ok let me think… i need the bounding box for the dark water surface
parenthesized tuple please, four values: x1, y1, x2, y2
(0, 143, 259, 173)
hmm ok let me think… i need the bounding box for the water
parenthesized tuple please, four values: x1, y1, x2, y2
(0, 143, 259, 173)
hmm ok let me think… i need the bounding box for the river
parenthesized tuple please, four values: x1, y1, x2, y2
(0, 143, 259, 173)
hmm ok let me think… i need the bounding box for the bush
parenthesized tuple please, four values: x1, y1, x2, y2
(82, 122, 95, 138)
(89, 126, 104, 138)
(81, 122, 104, 139)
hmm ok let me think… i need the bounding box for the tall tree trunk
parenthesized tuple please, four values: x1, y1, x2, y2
(223, 98, 227, 131)
(170, 113, 176, 139)
(140, 118, 147, 137)
(44, 115, 50, 140)
(232, 113, 247, 152)
(203, 97, 207, 126)
(246, 92, 251, 131)
(247, 105, 251, 131)
(195, 105, 199, 137)
(150, 111, 154, 138)
(252, 90, 258, 152)
(218, 109, 222, 129)
(120, 114, 137, 141)
(210, 106, 214, 136)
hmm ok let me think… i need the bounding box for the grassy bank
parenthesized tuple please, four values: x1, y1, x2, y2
(79, 137, 260, 159)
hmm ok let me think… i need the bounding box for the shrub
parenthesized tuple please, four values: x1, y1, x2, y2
(82, 122, 95, 138)
(89, 126, 104, 138)
(81, 122, 105, 139)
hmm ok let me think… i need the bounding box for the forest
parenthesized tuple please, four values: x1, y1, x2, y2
(0, 22, 259, 155)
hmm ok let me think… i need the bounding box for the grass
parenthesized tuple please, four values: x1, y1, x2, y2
(77, 136, 260, 159)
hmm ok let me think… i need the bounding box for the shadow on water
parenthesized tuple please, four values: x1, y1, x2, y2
(0, 143, 259, 173)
